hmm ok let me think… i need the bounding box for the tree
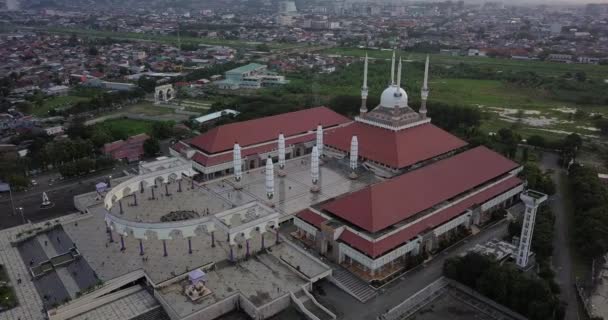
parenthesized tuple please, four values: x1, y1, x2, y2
(143, 138, 160, 157)
(527, 135, 547, 148)
(151, 121, 174, 140)
(137, 76, 157, 93)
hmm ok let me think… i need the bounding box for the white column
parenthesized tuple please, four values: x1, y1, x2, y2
(350, 136, 358, 179)
(390, 50, 396, 85)
(360, 53, 369, 115)
(233, 143, 242, 181)
(396, 57, 402, 89)
(265, 158, 274, 201)
(420, 55, 430, 118)
(316, 125, 323, 157)
(311, 146, 320, 193)
(278, 133, 286, 176)
(233, 143, 243, 190)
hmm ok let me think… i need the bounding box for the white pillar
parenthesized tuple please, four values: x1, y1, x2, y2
(390, 50, 396, 85)
(265, 158, 274, 201)
(311, 146, 320, 193)
(420, 55, 430, 118)
(233, 143, 243, 190)
(350, 136, 358, 179)
(316, 125, 323, 157)
(516, 190, 548, 269)
(396, 57, 402, 89)
(360, 53, 369, 115)
(278, 133, 286, 176)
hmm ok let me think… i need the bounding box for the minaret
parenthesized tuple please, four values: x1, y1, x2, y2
(420, 55, 430, 119)
(395, 57, 402, 96)
(349, 136, 358, 179)
(316, 125, 323, 158)
(278, 133, 286, 177)
(310, 146, 320, 193)
(390, 50, 396, 85)
(233, 143, 243, 189)
(265, 157, 274, 204)
(360, 53, 369, 115)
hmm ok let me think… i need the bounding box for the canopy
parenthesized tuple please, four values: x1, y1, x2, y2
(96, 182, 108, 193)
(188, 269, 207, 284)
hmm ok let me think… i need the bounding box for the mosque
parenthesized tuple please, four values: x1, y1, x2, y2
(6, 53, 529, 320)
(173, 52, 525, 283)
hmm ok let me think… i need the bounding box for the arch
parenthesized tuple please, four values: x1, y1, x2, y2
(169, 229, 184, 240)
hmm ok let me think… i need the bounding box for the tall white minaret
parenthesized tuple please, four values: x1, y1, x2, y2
(265, 157, 274, 201)
(316, 125, 323, 157)
(360, 53, 369, 115)
(349, 136, 359, 179)
(278, 133, 286, 177)
(420, 55, 430, 119)
(395, 57, 402, 96)
(390, 50, 396, 85)
(233, 143, 242, 189)
(310, 146, 320, 193)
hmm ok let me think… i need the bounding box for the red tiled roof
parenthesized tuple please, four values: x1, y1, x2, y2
(188, 107, 351, 154)
(322, 146, 519, 233)
(324, 122, 467, 169)
(191, 133, 316, 167)
(339, 176, 523, 258)
(102, 134, 149, 161)
(296, 209, 327, 229)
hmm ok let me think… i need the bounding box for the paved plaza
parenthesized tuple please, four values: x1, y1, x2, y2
(107, 157, 377, 224)
(201, 158, 379, 219)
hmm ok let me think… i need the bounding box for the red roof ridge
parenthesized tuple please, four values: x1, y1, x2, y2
(322, 146, 519, 233)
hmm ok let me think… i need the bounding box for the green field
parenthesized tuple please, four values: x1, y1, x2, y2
(94, 118, 155, 138)
(35, 95, 89, 116)
(124, 102, 175, 116)
(322, 47, 608, 80)
(34, 27, 297, 50)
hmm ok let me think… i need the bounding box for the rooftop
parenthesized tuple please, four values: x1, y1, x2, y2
(321, 146, 520, 233)
(188, 106, 351, 154)
(226, 63, 266, 74)
(324, 122, 467, 169)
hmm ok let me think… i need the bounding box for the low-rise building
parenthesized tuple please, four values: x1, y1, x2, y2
(215, 63, 289, 90)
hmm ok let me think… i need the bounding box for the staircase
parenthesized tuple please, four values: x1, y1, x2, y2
(291, 288, 336, 320)
(330, 269, 377, 303)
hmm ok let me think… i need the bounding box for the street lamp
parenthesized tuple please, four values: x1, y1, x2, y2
(17, 207, 25, 224)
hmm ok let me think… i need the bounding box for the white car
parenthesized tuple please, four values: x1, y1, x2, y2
(31, 180, 38, 186)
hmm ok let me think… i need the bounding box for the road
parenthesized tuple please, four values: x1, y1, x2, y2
(0, 164, 135, 230)
(539, 152, 579, 320)
(316, 220, 509, 319)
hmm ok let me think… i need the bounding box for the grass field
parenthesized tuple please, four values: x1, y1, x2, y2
(35, 95, 89, 117)
(322, 47, 608, 80)
(35, 27, 297, 50)
(93, 118, 155, 138)
(124, 102, 175, 116)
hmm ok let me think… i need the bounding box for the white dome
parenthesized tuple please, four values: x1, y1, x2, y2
(380, 85, 408, 108)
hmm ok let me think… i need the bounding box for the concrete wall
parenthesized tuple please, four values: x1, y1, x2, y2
(183, 294, 240, 320)
(255, 293, 292, 319)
